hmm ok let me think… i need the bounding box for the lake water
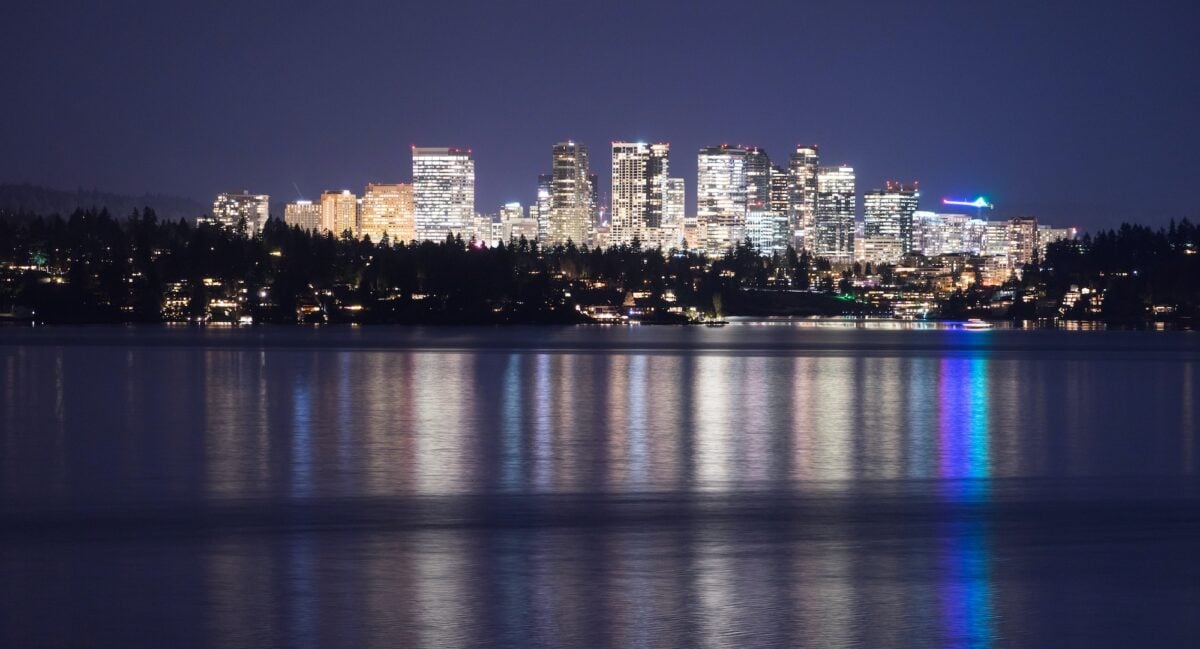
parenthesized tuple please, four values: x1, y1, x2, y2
(2, 324, 1199, 647)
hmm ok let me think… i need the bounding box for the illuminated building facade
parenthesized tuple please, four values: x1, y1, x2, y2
(1007, 216, 1039, 266)
(863, 181, 919, 254)
(211, 192, 269, 235)
(913, 211, 975, 256)
(413, 147, 475, 241)
(745, 208, 789, 256)
(611, 142, 671, 247)
(984, 222, 1009, 257)
(745, 147, 771, 212)
(788, 145, 820, 249)
(610, 142, 649, 247)
(535, 173, 552, 243)
(769, 165, 790, 217)
(815, 165, 856, 262)
(663, 176, 686, 249)
(499, 201, 539, 243)
(549, 141, 593, 246)
(858, 236, 904, 264)
(697, 144, 748, 256)
(359, 182, 414, 243)
(283, 200, 321, 232)
(499, 201, 524, 223)
(320, 190, 358, 236)
(1037, 225, 1077, 258)
(471, 215, 497, 246)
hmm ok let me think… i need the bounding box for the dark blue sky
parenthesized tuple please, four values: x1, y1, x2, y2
(3, 1, 1197, 230)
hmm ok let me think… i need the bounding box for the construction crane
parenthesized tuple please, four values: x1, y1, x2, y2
(942, 196, 994, 220)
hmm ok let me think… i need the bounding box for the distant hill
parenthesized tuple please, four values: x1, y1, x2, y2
(0, 183, 208, 222)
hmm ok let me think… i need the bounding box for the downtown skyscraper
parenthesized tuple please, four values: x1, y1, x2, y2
(815, 165, 856, 262)
(863, 181, 919, 256)
(744, 147, 772, 212)
(548, 141, 594, 246)
(533, 173, 553, 243)
(412, 147, 475, 241)
(319, 189, 358, 236)
(1007, 216, 1039, 266)
(610, 142, 672, 247)
(744, 148, 788, 255)
(664, 176, 686, 248)
(360, 182, 415, 243)
(697, 145, 748, 256)
(788, 145, 820, 250)
(768, 165, 790, 216)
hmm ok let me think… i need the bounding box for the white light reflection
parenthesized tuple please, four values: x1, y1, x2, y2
(412, 352, 469, 494)
(533, 353, 552, 490)
(501, 353, 523, 491)
(694, 355, 733, 490)
(627, 353, 648, 486)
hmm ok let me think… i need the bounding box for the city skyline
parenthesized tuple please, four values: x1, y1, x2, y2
(235, 137, 1057, 222)
(3, 2, 1196, 231)
(259, 139, 1077, 266)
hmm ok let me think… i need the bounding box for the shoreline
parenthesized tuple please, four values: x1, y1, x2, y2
(1, 316, 1193, 332)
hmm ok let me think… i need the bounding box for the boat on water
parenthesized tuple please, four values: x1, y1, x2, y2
(962, 318, 993, 330)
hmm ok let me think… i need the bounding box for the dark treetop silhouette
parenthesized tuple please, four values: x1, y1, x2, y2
(0, 209, 1197, 325)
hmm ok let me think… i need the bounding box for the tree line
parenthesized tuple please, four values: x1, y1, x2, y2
(2, 208, 1196, 325)
(0, 208, 830, 324)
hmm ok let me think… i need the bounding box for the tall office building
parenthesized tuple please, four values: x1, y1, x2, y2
(359, 182, 415, 243)
(320, 190, 358, 236)
(412, 147, 475, 241)
(587, 172, 599, 244)
(548, 141, 593, 246)
(211, 192, 269, 235)
(911, 210, 939, 256)
(663, 176, 686, 248)
(984, 222, 1010, 257)
(610, 142, 671, 247)
(788, 145, 820, 249)
(645, 145, 668, 233)
(697, 145, 748, 256)
(1007, 217, 1039, 266)
(283, 200, 321, 232)
(965, 218, 990, 255)
(912, 211, 978, 256)
(534, 173, 553, 244)
(745, 147, 771, 212)
(863, 181, 919, 254)
(611, 142, 648, 246)
(745, 209, 789, 256)
(815, 165, 856, 263)
(768, 165, 790, 217)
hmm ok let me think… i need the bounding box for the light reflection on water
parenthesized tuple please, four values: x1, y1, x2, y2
(938, 354, 993, 648)
(2, 327, 1199, 648)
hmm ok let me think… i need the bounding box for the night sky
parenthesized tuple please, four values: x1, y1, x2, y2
(3, 1, 1197, 230)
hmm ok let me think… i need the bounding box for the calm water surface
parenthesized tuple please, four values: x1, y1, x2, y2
(2, 324, 1199, 647)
